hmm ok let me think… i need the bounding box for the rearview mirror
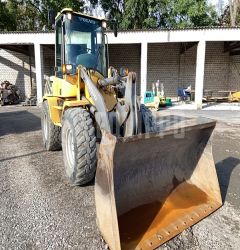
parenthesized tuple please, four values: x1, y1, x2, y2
(48, 9, 56, 27)
(113, 21, 118, 37)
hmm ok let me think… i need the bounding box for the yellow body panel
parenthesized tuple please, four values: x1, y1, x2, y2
(44, 69, 117, 126)
(52, 76, 77, 98)
(63, 100, 90, 109)
(44, 96, 62, 125)
(43, 96, 90, 126)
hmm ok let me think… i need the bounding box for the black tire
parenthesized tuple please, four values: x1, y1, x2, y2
(41, 101, 61, 151)
(0, 95, 4, 106)
(62, 108, 97, 185)
(139, 104, 157, 133)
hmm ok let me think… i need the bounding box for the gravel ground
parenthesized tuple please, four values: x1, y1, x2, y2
(0, 106, 239, 250)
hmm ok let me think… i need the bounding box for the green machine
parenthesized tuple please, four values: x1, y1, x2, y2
(144, 81, 172, 109)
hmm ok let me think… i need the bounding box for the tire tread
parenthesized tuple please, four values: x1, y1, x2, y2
(63, 108, 96, 185)
(41, 101, 61, 151)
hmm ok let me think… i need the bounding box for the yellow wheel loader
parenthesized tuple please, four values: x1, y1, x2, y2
(41, 8, 222, 250)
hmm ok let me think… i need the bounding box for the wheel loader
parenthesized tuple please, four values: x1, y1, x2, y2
(41, 8, 222, 250)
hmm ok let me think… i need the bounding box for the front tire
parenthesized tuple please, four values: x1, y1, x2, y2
(41, 101, 61, 151)
(62, 108, 97, 185)
(139, 104, 157, 133)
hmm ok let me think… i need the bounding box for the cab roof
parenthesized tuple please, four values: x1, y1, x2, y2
(56, 8, 106, 22)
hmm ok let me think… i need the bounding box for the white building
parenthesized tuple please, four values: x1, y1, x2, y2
(0, 27, 240, 109)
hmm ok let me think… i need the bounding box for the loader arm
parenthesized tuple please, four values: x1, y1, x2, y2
(98, 71, 139, 136)
(83, 67, 138, 137)
(80, 66, 111, 133)
(123, 72, 138, 137)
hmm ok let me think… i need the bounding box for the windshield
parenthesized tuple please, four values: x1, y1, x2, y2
(64, 15, 106, 76)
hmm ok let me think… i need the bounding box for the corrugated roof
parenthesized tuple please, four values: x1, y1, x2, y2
(107, 26, 240, 32)
(0, 26, 240, 35)
(0, 30, 54, 34)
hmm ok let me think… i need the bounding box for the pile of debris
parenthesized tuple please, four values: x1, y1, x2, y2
(0, 80, 20, 106)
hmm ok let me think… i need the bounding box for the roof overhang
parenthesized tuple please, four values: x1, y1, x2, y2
(0, 27, 239, 46)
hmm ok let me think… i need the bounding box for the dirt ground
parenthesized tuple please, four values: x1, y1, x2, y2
(0, 106, 239, 249)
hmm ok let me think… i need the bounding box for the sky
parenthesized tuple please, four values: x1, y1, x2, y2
(210, 0, 228, 4)
(208, 0, 229, 14)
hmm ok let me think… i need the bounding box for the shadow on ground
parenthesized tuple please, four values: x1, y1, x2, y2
(0, 110, 41, 137)
(216, 156, 240, 202)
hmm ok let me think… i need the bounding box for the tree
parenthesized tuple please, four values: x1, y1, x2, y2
(229, 0, 240, 26)
(0, 0, 85, 31)
(22, 0, 85, 30)
(120, 0, 149, 29)
(219, 1, 240, 26)
(92, 0, 218, 30)
(97, 0, 124, 25)
(0, 1, 17, 31)
(0, 0, 219, 31)
(146, 0, 218, 29)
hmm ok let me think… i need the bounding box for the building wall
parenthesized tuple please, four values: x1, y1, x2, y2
(179, 45, 197, 91)
(147, 43, 179, 97)
(229, 54, 240, 90)
(147, 42, 237, 98)
(41, 45, 55, 95)
(204, 42, 230, 96)
(42, 46, 55, 79)
(0, 48, 35, 100)
(109, 44, 141, 95)
(0, 42, 239, 102)
(0, 46, 55, 100)
(147, 43, 197, 97)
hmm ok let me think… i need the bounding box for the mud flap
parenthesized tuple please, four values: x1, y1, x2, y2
(95, 117, 222, 250)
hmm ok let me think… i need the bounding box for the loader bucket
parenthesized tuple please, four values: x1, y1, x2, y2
(95, 117, 222, 250)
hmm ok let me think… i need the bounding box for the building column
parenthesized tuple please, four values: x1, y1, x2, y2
(195, 40, 206, 109)
(34, 43, 43, 104)
(140, 42, 148, 103)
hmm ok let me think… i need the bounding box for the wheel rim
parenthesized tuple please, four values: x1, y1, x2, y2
(66, 128, 75, 170)
(43, 112, 48, 141)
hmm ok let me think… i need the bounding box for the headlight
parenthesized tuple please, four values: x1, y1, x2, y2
(67, 13, 72, 20)
(62, 64, 73, 75)
(102, 21, 107, 29)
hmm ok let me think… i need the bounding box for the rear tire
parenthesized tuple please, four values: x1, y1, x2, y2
(62, 108, 97, 185)
(41, 101, 61, 151)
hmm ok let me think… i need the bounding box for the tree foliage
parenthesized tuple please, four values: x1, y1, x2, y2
(120, 0, 218, 29)
(0, 0, 219, 31)
(0, 1, 17, 31)
(161, 0, 217, 28)
(121, 0, 150, 29)
(92, 0, 218, 29)
(0, 0, 84, 31)
(23, 0, 84, 29)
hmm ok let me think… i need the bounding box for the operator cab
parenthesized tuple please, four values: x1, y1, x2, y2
(55, 9, 107, 77)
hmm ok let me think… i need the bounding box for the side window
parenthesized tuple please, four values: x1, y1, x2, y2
(56, 20, 62, 78)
